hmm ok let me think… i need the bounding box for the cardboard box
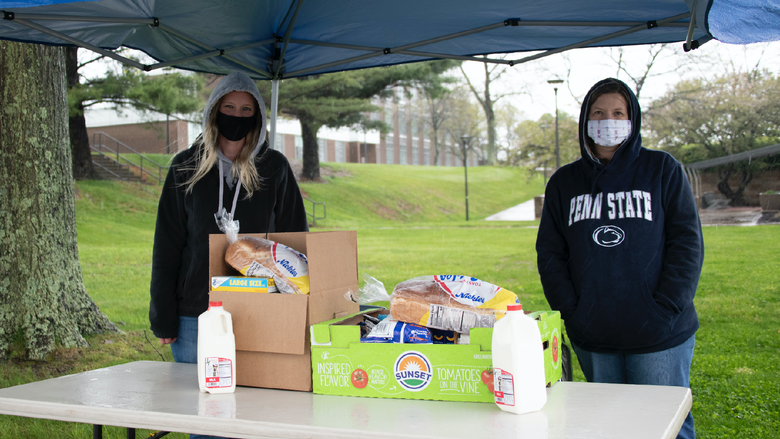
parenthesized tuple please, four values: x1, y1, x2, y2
(310, 309, 563, 402)
(209, 231, 360, 391)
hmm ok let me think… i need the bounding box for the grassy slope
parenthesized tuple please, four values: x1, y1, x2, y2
(299, 162, 545, 227)
(0, 164, 777, 439)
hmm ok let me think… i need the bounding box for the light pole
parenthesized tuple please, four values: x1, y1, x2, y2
(547, 78, 564, 170)
(460, 135, 471, 221)
(540, 123, 550, 185)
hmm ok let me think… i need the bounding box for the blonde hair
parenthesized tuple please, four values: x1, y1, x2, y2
(181, 95, 264, 198)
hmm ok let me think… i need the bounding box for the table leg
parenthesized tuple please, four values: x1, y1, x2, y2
(127, 427, 135, 439)
(93, 424, 102, 439)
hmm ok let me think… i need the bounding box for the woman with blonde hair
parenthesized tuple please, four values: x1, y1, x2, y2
(150, 71, 308, 364)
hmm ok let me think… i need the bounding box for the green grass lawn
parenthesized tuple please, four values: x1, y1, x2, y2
(0, 164, 777, 439)
(299, 162, 545, 227)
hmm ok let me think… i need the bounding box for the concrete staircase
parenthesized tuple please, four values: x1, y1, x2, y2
(92, 154, 147, 184)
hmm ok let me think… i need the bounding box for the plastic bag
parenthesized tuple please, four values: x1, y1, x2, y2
(215, 207, 240, 244)
(390, 275, 520, 333)
(344, 273, 392, 305)
(224, 236, 309, 295)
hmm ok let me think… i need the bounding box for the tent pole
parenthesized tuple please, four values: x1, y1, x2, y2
(683, 2, 697, 51)
(270, 79, 280, 151)
(8, 18, 145, 69)
(511, 12, 690, 65)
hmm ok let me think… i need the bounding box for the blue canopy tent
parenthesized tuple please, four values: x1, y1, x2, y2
(1, 0, 778, 145)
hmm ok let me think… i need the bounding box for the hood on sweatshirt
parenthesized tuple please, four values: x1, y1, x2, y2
(578, 78, 642, 173)
(204, 71, 268, 188)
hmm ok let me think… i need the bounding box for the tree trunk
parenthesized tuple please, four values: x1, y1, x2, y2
(432, 131, 440, 166)
(482, 63, 496, 166)
(716, 164, 753, 207)
(300, 117, 322, 180)
(65, 47, 98, 180)
(0, 41, 117, 360)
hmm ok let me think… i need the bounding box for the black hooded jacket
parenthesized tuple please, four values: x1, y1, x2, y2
(149, 72, 309, 339)
(536, 78, 704, 354)
(149, 142, 309, 339)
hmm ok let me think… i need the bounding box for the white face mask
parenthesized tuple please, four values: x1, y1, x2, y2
(587, 119, 632, 147)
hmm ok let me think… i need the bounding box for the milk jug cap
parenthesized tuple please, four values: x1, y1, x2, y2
(209, 301, 223, 308)
(507, 304, 523, 312)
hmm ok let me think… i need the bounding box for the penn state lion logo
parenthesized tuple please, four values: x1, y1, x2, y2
(592, 225, 625, 247)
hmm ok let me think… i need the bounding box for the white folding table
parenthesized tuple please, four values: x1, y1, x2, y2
(0, 361, 690, 439)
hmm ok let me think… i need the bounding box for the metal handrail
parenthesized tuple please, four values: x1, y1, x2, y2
(303, 196, 326, 227)
(90, 148, 129, 180)
(91, 131, 170, 184)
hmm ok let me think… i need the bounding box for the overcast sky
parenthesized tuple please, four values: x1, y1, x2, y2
(460, 40, 780, 122)
(81, 39, 780, 129)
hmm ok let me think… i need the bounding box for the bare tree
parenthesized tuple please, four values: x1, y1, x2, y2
(460, 56, 520, 165)
(443, 88, 484, 164)
(419, 77, 458, 166)
(608, 44, 677, 99)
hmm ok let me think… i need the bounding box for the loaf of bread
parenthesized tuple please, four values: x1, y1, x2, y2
(224, 236, 309, 295)
(389, 276, 514, 333)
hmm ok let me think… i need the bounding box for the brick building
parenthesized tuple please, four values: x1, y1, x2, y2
(85, 85, 478, 168)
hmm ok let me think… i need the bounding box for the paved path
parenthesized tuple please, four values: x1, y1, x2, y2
(485, 202, 777, 226)
(485, 199, 536, 221)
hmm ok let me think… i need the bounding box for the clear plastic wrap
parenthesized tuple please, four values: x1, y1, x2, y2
(215, 207, 240, 244)
(344, 273, 392, 305)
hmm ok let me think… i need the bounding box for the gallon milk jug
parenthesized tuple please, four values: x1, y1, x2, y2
(491, 304, 547, 414)
(198, 301, 236, 394)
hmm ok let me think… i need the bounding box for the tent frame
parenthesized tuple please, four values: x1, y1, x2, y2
(2, 4, 712, 149)
(2, 10, 709, 77)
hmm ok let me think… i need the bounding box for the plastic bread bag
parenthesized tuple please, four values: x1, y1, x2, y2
(224, 235, 309, 295)
(389, 275, 520, 333)
(362, 318, 433, 344)
(344, 273, 392, 305)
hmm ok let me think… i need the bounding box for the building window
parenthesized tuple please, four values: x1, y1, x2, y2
(317, 138, 327, 162)
(398, 105, 406, 137)
(386, 135, 394, 165)
(385, 99, 394, 131)
(424, 139, 431, 166)
(294, 136, 303, 160)
(335, 141, 346, 163)
(399, 140, 407, 165)
(412, 144, 419, 165)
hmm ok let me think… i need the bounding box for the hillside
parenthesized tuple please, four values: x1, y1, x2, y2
(298, 162, 544, 228)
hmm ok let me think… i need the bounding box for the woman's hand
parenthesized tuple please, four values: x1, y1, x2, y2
(159, 337, 177, 345)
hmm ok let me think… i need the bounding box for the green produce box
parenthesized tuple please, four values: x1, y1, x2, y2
(310, 309, 563, 402)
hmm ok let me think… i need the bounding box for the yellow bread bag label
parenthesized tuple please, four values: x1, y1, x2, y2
(211, 277, 277, 293)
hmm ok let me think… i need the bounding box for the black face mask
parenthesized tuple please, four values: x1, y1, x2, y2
(216, 111, 257, 141)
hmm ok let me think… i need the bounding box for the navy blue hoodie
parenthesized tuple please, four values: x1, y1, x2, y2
(536, 78, 703, 354)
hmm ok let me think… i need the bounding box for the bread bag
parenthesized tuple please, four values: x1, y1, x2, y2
(389, 275, 519, 333)
(224, 236, 309, 294)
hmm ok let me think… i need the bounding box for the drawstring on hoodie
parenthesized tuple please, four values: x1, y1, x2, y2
(217, 164, 242, 220)
(590, 163, 607, 198)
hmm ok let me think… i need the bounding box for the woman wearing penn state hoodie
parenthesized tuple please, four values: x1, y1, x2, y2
(536, 78, 703, 439)
(150, 71, 308, 364)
